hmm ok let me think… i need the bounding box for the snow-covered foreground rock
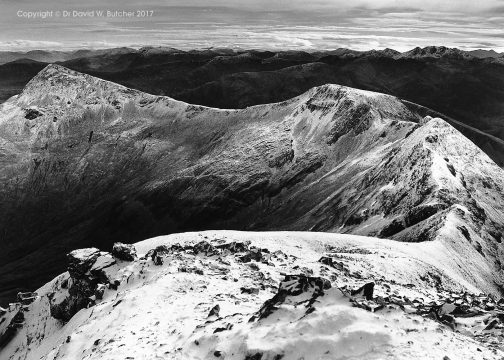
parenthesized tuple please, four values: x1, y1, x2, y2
(2, 231, 504, 359)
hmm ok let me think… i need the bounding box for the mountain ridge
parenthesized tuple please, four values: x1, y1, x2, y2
(3, 46, 504, 169)
(1, 65, 504, 307)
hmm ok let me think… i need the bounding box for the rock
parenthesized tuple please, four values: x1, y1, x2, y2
(208, 305, 220, 318)
(24, 108, 43, 120)
(437, 302, 456, 317)
(61, 278, 69, 289)
(193, 241, 218, 256)
(150, 249, 164, 265)
(17, 292, 37, 305)
(318, 256, 345, 271)
(178, 266, 203, 275)
(111, 242, 137, 261)
(247, 263, 260, 271)
(90, 254, 116, 283)
(216, 241, 250, 253)
(249, 247, 262, 262)
(350, 282, 375, 300)
(95, 284, 107, 300)
(51, 248, 115, 322)
(484, 319, 499, 331)
(241, 287, 260, 295)
(252, 275, 331, 321)
(244, 354, 263, 360)
(238, 247, 263, 263)
(425, 134, 438, 143)
(214, 323, 233, 333)
(67, 248, 101, 278)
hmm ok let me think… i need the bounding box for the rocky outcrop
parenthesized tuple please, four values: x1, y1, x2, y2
(50, 248, 117, 322)
(67, 248, 102, 278)
(111, 242, 137, 261)
(252, 275, 331, 321)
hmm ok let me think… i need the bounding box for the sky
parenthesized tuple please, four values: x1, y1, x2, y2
(1, 0, 504, 52)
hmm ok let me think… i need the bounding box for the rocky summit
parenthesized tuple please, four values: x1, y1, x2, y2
(2, 231, 504, 359)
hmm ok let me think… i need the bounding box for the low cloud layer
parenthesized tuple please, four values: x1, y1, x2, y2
(0, 0, 503, 51)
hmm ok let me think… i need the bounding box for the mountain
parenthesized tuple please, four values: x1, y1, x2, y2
(1, 65, 504, 307)
(2, 46, 504, 168)
(2, 231, 504, 359)
(0, 48, 136, 65)
(469, 49, 504, 59)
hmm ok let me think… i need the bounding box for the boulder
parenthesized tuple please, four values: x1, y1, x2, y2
(111, 242, 137, 261)
(67, 248, 101, 278)
(351, 282, 375, 300)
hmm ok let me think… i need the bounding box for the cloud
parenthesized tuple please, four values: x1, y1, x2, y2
(0, 0, 503, 52)
(0, 39, 64, 50)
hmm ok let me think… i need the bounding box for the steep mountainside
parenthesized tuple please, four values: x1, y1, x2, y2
(2, 231, 504, 359)
(1, 65, 504, 305)
(1, 46, 503, 167)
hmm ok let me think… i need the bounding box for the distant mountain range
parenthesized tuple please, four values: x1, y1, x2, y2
(1, 46, 504, 169)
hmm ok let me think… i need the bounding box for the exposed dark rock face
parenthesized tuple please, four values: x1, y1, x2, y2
(67, 248, 101, 278)
(350, 282, 375, 300)
(50, 248, 117, 321)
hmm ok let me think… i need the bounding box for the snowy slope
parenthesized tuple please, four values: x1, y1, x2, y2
(2, 64, 504, 304)
(2, 231, 504, 360)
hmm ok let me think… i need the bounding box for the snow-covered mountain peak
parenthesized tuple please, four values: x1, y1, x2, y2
(18, 64, 142, 106)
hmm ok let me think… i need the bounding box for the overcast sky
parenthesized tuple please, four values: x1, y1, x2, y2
(1, 0, 504, 51)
